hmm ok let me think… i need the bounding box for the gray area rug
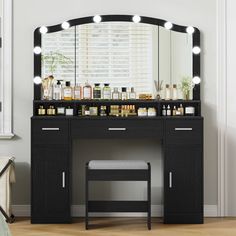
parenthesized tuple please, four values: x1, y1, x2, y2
(0, 214, 11, 236)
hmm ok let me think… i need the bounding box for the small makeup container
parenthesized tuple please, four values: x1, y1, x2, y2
(185, 106, 195, 116)
(148, 107, 156, 117)
(57, 107, 65, 115)
(38, 105, 46, 115)
(65, 107, 74, 116)
(138, 107, 148, 117)
(89, 106, 98, 116)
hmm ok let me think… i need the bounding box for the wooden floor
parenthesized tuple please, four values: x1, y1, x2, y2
(8, 217, 236, 236)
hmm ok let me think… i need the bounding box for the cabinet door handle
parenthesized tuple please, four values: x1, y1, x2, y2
(169, 172, 172, 188)
(108, 128, 127, 131)
(174, 128, 193, 131)
(42, 128, 60, 131)
(62, 172, 65, 188)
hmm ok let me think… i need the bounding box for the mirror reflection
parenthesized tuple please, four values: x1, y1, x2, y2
(41, 21, 193, 100)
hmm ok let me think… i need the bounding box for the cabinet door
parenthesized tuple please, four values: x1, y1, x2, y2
(164, 145, 203, 223)
(31, 146, 70, 223)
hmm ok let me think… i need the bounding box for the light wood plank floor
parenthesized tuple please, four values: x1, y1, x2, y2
(8, 217, 236, 236)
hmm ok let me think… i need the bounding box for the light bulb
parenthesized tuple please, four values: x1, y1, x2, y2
(192, 76, 201, 84)
(33, 46, 42, 55)
(186, 26, 195, 34)
(93, 15, 102, 23)
(164, 22, 173, 30)
(39, 26, 48, 34)
(192, 46, 201, 54)
(61, 21, 70, 30)
(132, 15, 141, 23)
(33, 76, 42, 84)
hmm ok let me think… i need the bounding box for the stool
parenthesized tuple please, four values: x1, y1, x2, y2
(85, 160, 151, 230)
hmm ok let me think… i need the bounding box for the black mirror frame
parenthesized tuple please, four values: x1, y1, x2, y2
(34, 14, 200, 100)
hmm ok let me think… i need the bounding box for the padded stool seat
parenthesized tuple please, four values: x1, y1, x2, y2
(85, 160, 151, 230)
(88, 160, 148, 170)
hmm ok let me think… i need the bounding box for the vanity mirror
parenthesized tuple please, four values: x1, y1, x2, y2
(34, 15, 200, 100)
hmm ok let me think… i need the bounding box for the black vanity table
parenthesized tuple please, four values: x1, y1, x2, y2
(31, 15, 203, 225)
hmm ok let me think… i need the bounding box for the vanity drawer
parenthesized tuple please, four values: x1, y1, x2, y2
(71, 119, 164, 139)
(165, 119, 203, 145)
(32, 119, 69, 145)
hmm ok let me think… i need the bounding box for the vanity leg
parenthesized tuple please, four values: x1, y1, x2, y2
(85, 164, 89, 230)
(147, 163, 151, 230)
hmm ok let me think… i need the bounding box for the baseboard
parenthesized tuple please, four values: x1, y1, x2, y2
(12, 204, 218, 217)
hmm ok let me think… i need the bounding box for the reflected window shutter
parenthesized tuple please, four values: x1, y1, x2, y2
(76, 22, 153, 94)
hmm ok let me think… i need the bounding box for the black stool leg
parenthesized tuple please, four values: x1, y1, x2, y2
(147, 163, 151, 230)
(85, 164, 89, 230)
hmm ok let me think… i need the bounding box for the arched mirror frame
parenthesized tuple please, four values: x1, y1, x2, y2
(33, 14, 200, 100)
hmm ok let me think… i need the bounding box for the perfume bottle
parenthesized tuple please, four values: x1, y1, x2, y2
(167, 105, 171, 116)
(63, 81, 73, 101)
(112, 87, 120, 100)
(74, 83, 82, 100)
(103, 83, 111, 99)
(165, 84, 171, 100)
(93, 83, 101, 99)
(172, 84, 178, 100)
(83, 81, 92, 99)
(53, 80, 62, 100)
(129, 87, 136, 99)
(121, 87, 128, 100)
(162, 105, 167, 116)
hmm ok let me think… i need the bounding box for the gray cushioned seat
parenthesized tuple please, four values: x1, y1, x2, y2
(88, 160, 148, 170)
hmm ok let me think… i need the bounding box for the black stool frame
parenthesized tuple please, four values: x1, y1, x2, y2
(0, 158, 15, 223)
(85, 162, 151, 230)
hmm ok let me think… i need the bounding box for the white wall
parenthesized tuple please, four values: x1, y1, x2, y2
(225, 0, 236, 216)
(0, 0, 217, 209)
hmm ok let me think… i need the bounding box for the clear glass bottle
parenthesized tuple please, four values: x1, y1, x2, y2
(129, 87, 136, 99)
(74, 83, 82, 100)
(93, 83, 101, 99)
(165, 84, 171, 100)
(53, 80, 62, 100)
(112, 87, 120, 100)
(121, 87, 128, 100)
(167, 105, 171, 116)
(103, 83, 111, 99)
(63, 81, 73, 101)
(162, 105, 167, 116)
(179, 104, 184, 115)
(172, 84, 178, 100)
(83, 81, 92, 99)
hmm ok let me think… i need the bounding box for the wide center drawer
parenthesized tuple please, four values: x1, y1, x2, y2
(71, 119, 164, 139)
(165, 118, 203, 145)
(32, 119, 69, 145)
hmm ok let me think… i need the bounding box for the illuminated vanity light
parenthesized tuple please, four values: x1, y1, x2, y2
(132, 15, 141, 23)
(39, 26, 48, 34)
(186, 26, 195, 34)
(192, 76, 201, 84)
(33, 46, 42, 55)
(93, 15, 102, 23)
(192, 46, 201, 54)
(33, 76, 42, 84)
(164, 21, 173, 30)
(61, 21, 70, 30)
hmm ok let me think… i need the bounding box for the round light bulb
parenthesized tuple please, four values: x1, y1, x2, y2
(192, 46, 201, 54)
(132, 15, 141, 23)
(39, 26, 48, 34)
(192, 76, 201, 84)
(61, 21, 70, 30)
(164, 22, 173, 30)
(93, 15, 102, 23)
(33, 76, 42, 84)
(33, 46, 42, 55)
(186, 26, 195, 34)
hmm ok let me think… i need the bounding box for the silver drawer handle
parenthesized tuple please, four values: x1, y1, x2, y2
(175, 128, 193, 131)
(62, 172, 65, 188)
(42, 128, 60, 131)
(108, 128, 127, 131)
(169, 172, 172, 188)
